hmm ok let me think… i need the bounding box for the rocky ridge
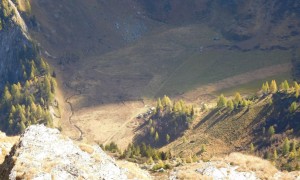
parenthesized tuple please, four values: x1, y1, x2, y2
(0, 125, 128, 179)
(169, 153, 300, 180)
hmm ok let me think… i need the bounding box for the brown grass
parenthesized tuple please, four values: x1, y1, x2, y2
(225, 152, 278, 179)
(79, 144, 94, 154)
(116, 161, 152, 180)
(70, 101, 147, 149)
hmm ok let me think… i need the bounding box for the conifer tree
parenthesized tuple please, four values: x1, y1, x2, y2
(20, 121, 26, 133)
(241, 99, 249, 107)
(155, 132, 159, 142)
(262, 82, 269, 94)
(268, 126, 275, 137)
(270, 80, 278, 93)
(283, 138, 290, 155)
(156, 98, 163, 112)
(234, 92, 242, 106)
(283, 80, 289, 92)
(44, 75, 53, 102)
(227, 100, 234, 111)
(173, 101, 181, 114)
(30, 61, 37, 79)
(2, 86, 12, 105)
(166, 134, 170, 143)
(250, 143, 255, 153)
(289, 102, 297, 113)
(40, 58, 47, 72)
(11, 84, 21, 103)
(217, 94, 227, 108)
(273, 149, 278, 159)
(161, 95, 172, 107)
(291, 140, 297, 154)
(150, 126, 155, 135)
(294, 81, 300, 98)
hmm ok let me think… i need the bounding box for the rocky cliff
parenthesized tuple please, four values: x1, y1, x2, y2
(0, 125, 128, 179)
(0, 0, 35, 87)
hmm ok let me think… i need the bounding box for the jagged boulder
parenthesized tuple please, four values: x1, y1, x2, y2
(0, 125, 127, 180)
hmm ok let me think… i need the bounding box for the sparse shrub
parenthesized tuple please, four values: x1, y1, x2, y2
(268, 98, 273, 106)
(200, 144, 206, 153)
(289, 152, 296, 160)
(147, 157, 154, 164)
(183, 136, 187, 143)
(185, 154, 193, 163)
(202, 104, 208, 111)
(152, 160, 165, 171)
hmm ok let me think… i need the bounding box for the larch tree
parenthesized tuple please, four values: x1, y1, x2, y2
(283, 80, 289, 92)
(156, 98, 163, 112)
(273, 149, 278, 159)
(227, 100, 234, 111)
(289, 102, 297, 113)
(268, 126, 275, 137)
(250, 143, 255, 153)
(155, 132, 159, 142)
(217, 94, 227, 108)
(294, 81, 299, 98)
(166, 134, 170, 143)
(234, 92, 242, 106)
(161, 95, 172, 108)
(270, 80, 278, 93)
(283, 137, 290, 155)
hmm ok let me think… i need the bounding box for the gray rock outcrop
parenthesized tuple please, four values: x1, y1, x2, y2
(0, 125, 127, 180)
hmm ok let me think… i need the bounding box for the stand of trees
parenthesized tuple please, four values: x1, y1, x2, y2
(0, 72, 56, 134)
(216, 92, 251, 110)
(0, 0, 56, 134)
(135, 96, 195, 147)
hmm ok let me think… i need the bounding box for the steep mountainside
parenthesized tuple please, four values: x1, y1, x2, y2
(141, 0, 300, 48)
(23, 0, 300, 150)
(1, 1, 300, 179)
(0, 0, 58, 135)
(28, 0, 300, 105)
(0, 0, 32, 86)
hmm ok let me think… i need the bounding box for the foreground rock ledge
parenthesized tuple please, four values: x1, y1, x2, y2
(0, 125, 127, 180)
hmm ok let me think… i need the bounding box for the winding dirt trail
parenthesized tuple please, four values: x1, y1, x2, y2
(65, 91, 83, 141)
(53, 80, 84, 141)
